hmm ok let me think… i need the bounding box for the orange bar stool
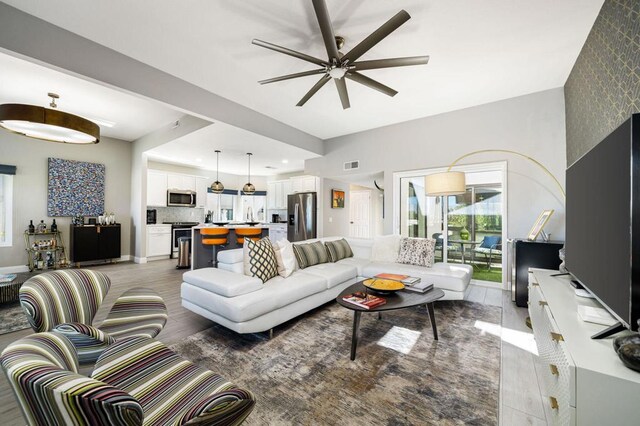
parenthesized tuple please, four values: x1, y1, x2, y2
(235, 228, 262, 245)
(201, 228, 230, 246)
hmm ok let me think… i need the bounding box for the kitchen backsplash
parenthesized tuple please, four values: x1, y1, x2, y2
(154, 207, 204, 223)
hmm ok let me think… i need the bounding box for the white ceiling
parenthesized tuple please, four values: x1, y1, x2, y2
(2, 0, 604, 140)
(146, 121, 320, 176)
(0, 52, 183, 141)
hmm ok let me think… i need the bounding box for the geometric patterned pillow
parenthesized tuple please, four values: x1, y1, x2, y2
(243, 237, 278, 283)
(292, 241, 329, 269)
(324, 239, 353, 262)
(396, 237, 436, 267)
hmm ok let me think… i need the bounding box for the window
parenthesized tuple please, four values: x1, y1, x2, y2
(0, 173, 13, 247)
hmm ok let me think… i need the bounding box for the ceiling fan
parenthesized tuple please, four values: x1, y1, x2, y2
(252, 0, 429, 109)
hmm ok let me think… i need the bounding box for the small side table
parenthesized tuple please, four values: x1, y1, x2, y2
(449, 239, 481, 264)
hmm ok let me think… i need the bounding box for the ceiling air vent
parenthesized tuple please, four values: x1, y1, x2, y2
(343, 160, 359, 171)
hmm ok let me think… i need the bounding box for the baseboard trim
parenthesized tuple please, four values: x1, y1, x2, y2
(134, 256, 148, 264)
(0, 265, 29, 273)
(119, 255, 132, 262)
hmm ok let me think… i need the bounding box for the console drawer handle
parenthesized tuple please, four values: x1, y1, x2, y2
(550, 332, 564, 342)
(550, 364, 559, 376)
(539, 300, 548, 306)
(550, 396, 559, 410)
(531, 282, 539, 287)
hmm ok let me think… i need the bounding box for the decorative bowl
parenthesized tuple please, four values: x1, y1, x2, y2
(212, 222, 229, 226)
(363, 278, 405, 294)
(245, 221, 261, 226)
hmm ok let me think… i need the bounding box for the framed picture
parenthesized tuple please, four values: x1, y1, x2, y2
(331, 189, 345, 209)
(527, 209, 554, 241)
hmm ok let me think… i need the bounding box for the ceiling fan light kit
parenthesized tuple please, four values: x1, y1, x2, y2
(0, 93, 100, 144)
(210, 149, 225, 194)
(252, 0, 429, 109)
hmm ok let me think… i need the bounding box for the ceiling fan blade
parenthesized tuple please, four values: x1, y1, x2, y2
(252, 39, 328, 67)
(352, 56, 429, 71)
(297, 75, 331, 106)
(342, 10, 411, 63)
(335, 78, 351, 109)
(346, 72, 397, 97)
(312, 0, 340, 62)
(259, 69, 327, 85)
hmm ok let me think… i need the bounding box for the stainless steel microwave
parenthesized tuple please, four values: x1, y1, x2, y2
(167, 190, 196, 207)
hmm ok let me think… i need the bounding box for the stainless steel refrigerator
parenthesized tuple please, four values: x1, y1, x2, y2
(288, 192, 317, 242)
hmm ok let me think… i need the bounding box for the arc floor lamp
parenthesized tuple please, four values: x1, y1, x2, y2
(424, 149, 565, 200)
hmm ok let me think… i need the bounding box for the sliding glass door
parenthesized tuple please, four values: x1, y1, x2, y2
(398, 168, 504, 283)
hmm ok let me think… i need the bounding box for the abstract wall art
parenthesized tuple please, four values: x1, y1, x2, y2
(47, 158, 105, 216)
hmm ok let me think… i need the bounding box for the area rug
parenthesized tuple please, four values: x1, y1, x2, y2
(0, 302, 30, 335)
(170, 300, 501, 425)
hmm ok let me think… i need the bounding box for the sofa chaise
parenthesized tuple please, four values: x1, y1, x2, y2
(181, 237, 472, 334)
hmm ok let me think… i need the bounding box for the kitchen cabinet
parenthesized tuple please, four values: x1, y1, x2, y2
(291, 175, 319, 193)
(267, 180, 294, 210)
(167, 174, 196, 191)
(147, 171, 168, 207)
(146, 225, 171, 258)
(70, 225, 121, 264)
(195, 177, 209, 208)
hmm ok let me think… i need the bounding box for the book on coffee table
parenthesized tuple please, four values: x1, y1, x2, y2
(403, 282, 434, 293)
(0, 274, 16, 284)
(375, 273, 421, 286)
(342, 293, 387, 310)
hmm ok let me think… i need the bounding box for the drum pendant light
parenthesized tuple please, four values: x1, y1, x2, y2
(242, 152, 256, 195)
(210, 149, 224, 194)
(0, 93, 99, 144)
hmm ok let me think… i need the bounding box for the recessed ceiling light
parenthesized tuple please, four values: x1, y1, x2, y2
(265, 165, 277, 169)
(282, 159, 289, 164)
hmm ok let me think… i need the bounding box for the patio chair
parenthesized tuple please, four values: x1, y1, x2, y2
(19, 269, 168, 365)
(473, 236, 502, 271)
(432, 232, 460, 262)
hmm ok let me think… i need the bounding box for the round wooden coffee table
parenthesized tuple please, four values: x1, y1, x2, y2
(336, 281, 445, 360)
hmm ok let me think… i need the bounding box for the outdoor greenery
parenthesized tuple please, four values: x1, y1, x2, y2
(472, 267, 502, 283)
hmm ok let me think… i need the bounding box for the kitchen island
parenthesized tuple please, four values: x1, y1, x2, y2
(191, 224, 269, 270)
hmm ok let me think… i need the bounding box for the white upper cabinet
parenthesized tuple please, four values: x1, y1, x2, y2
(147, 171, 168, 207)
(291, 175, 319, 193)
(195, 177, 209, 208)
(167, 174, 196, 191)
(267, 182, 277, 209)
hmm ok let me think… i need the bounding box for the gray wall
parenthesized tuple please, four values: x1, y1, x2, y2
(0, 132, 132, 268)
(565, 0, 640, 165)
(306, 88, 567, 241)
(323, 179, 350, 237)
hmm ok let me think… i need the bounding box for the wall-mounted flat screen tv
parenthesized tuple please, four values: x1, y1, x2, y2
(566, 114, 640, 337)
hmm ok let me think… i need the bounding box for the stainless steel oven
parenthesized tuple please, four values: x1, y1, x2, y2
(167, 190, 196, 207)
(166, 222, 199, 258)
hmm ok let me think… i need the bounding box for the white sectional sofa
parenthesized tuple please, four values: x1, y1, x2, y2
(181, 237, 472, 334)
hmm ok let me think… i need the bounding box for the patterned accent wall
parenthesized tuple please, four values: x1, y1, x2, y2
(565, 0, 640, 165)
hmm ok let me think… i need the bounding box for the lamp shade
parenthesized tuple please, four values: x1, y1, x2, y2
(425, 171, 466, 196)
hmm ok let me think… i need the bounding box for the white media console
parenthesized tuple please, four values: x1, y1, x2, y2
(528, 269, 640, 425)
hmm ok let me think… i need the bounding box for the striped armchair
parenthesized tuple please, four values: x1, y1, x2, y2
(1, 332, 255, 426)
(19, 269, 168, 364)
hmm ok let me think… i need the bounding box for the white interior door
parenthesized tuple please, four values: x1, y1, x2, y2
(350, 190, 371, 238)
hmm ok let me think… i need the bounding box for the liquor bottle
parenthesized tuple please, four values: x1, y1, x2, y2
(28, 220, 35, 234)
(37, 220, 46, 233)
(51, 219, 58, 233)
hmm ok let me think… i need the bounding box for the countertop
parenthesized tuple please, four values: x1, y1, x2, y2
(195, 224, 270, 229)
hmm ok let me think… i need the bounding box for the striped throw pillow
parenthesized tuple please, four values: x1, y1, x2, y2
(324, 239, 353, 262)
(292, 241, 329, 269)
(244, 237, 278, 283)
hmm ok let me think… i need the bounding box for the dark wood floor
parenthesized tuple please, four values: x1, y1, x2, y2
(0, 259, 214, 425)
